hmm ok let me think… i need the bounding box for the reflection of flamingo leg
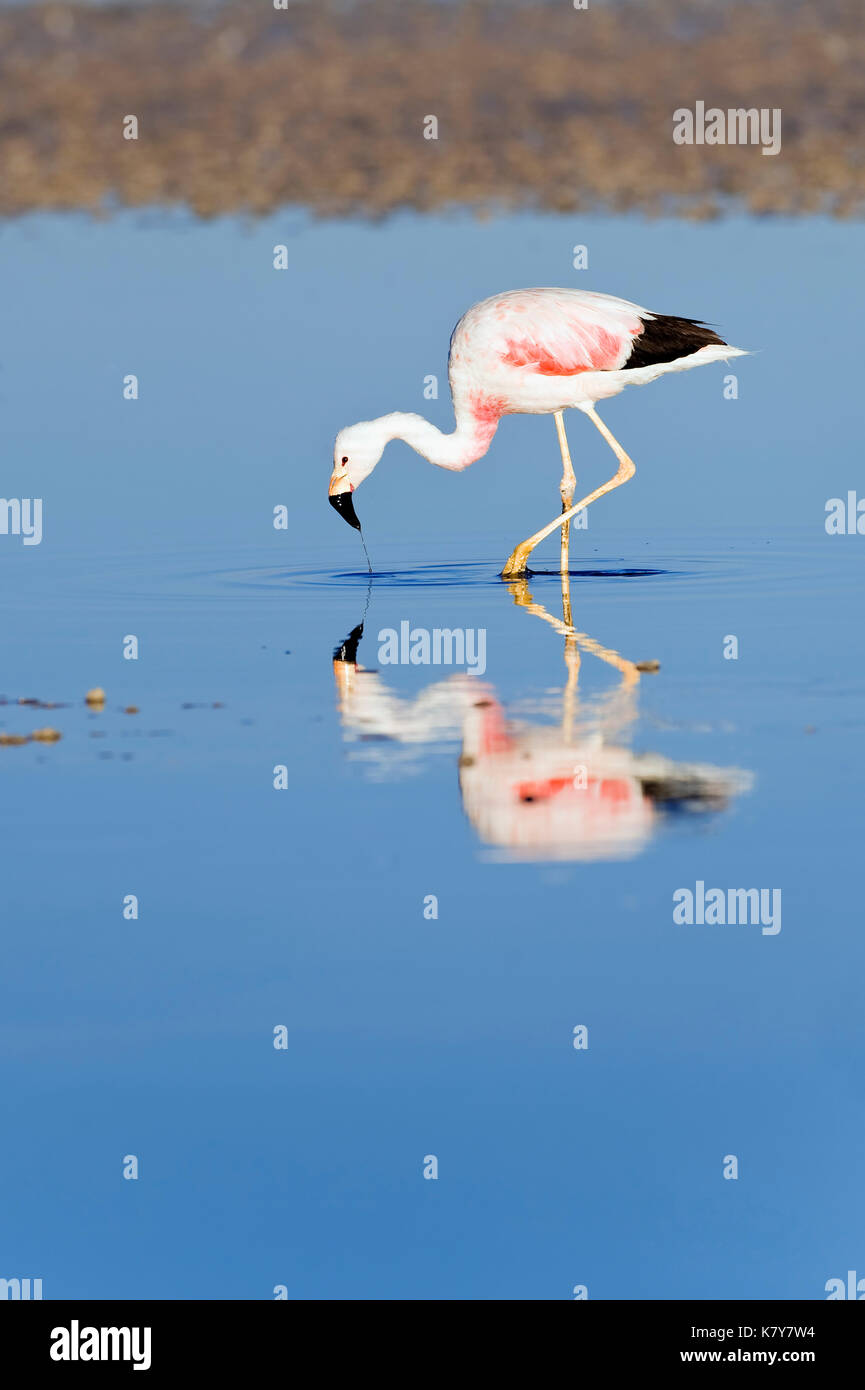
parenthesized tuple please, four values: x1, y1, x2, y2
(561, 566, 573, 632)
(560, 568, 580, 739)
(506, 574, 652, 690)
(555, 411, 577, 575)
(506, 571, 647, 731)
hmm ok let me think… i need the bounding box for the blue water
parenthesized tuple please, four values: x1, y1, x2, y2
(1, 210, 862, 1299)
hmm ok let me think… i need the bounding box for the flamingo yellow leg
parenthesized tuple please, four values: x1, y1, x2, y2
(502, 405, 636, 579)
(555, 410, 577, 574)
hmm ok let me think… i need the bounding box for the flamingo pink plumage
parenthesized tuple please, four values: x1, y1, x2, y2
(328, 287, 746, 576)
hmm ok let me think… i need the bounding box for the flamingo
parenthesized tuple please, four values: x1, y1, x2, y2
(328, 287, 746, 577)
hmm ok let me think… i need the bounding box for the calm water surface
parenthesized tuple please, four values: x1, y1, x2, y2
(1, 209, 862, 1298)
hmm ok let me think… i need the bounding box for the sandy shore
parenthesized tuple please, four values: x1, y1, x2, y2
(1, 0, 862, 219)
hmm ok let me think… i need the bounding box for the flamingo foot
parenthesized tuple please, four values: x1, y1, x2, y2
(500, 541, 535, 579)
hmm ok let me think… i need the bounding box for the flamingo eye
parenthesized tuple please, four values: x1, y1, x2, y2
(341, 456, 348, 464)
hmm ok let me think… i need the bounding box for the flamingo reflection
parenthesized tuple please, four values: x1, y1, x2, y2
(333, 574, 751, 861)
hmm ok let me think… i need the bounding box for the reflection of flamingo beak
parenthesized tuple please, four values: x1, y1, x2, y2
(333, 621, 365, 702)
(328, 474, 361, 530)
(333, 622, 365, 664)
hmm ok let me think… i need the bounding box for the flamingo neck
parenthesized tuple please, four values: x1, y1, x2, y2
(378, 409, 499, 471)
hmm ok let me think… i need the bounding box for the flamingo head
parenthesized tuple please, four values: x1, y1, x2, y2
(328, 422, 386, 529)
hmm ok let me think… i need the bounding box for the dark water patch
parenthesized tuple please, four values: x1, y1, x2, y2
(223, 560, 709, 592)
(227, 561, 504, 591)
(525, 566, 680, 580)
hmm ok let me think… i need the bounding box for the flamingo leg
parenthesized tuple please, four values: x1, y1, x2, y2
(501, 405, 636, 579)
(555, 410, 577, 574)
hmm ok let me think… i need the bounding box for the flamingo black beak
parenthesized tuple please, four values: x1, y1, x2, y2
(328, 473, 361, 531)
(329, 489, 361, 530)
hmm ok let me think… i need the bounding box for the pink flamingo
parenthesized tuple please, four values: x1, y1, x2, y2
(328, 287, 745, 577)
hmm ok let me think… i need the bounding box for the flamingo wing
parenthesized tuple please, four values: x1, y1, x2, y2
(491, 289, 645, 377)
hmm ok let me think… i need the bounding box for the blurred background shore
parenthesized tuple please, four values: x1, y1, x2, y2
(2, 0, 863, 220)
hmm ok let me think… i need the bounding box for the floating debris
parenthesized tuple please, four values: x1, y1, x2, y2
(1, 684, 227, 756)
(0, 727, 63, 746)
